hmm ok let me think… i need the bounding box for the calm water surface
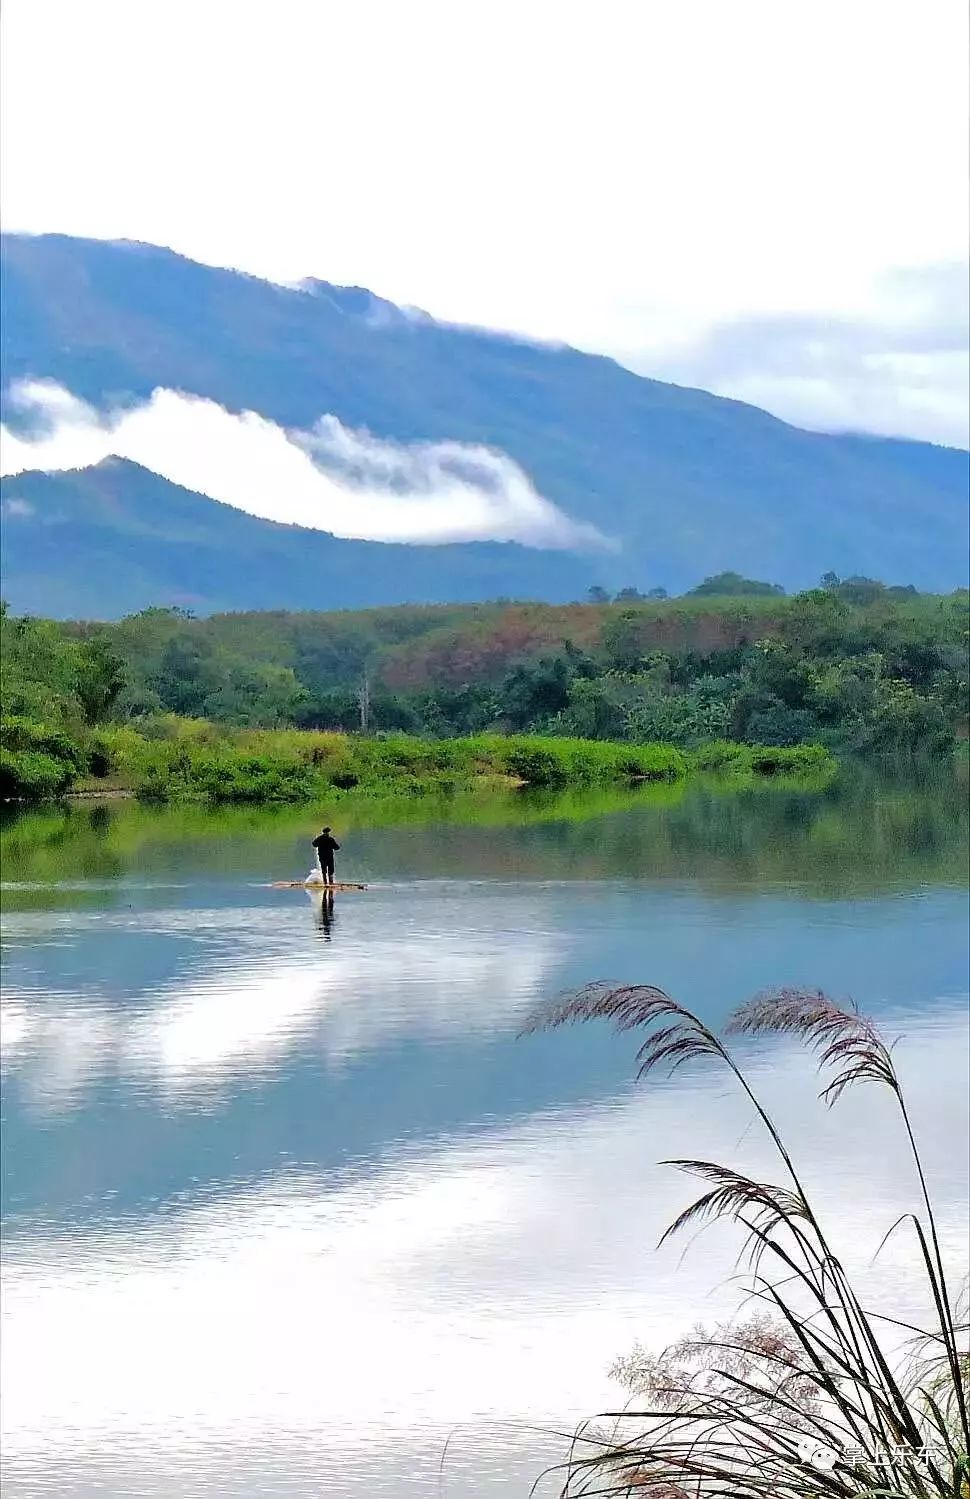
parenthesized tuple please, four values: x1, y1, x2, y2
(2, 773, 968, 1496)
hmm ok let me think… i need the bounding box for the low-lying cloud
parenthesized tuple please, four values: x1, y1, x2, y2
(0, 380, 605, 549)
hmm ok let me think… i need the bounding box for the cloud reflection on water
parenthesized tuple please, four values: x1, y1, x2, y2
(1, 901, 560, 1109)
(2, 871, 967, 1497)
(2, 1010, 967, 1496)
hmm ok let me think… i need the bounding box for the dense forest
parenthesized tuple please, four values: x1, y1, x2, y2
(1, 574, 966, 801)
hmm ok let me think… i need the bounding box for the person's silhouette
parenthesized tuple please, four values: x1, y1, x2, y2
(311, 826, 340, 884)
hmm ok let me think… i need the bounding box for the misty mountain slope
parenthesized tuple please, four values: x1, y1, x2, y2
(1, 231, 968, 608)
(0, 461, 594, 618)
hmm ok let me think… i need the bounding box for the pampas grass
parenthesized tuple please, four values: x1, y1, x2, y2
(524, 987, 969, 1497)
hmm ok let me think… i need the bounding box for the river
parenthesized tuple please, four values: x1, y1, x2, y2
(1, 769, 968, 1496)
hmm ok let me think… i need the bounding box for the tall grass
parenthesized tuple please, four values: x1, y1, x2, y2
(66, 722, 831, 804)
(526, 987, 969, 1497)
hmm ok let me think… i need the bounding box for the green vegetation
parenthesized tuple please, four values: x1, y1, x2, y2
(686, 569, 785, 597)
(65, 583, 968, 750)
(529, 989, 969, 1496)
(3, 577, 964, 802)
(81, 722, 695, 804)
(15, 696, 826, 803)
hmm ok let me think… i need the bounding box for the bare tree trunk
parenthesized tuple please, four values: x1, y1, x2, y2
(357, 671, 371, 734)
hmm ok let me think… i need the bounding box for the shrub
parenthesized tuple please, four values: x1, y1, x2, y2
(691, 741, 832, 779)
(748, 743, 830, 776)
(503, 741, 571, 786)
(691, 739, 751, 772)
(138, 748, 318, 804)
(744, 703, 821, 746)
(622, 742, 687, 780)
(0, 716, 87, 799)
(0, 747, 75, 799)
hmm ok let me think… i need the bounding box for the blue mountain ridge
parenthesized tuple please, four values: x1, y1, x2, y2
(1, 231, 967, 617)
(0, 459, 594, 618)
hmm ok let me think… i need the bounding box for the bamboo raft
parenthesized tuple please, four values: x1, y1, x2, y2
(269, 880, 368, 891)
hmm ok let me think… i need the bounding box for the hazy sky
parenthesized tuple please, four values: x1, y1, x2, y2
(2, 0, 968, 445)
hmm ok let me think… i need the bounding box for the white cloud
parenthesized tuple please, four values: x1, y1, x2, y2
(1, 0, 966, 444)
(0, 496, 35, 517)
(634, 264, 970, 446)
(0, 380, 604, 547)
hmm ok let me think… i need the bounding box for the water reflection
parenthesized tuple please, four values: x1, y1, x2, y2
(1, 894, 562, 1110)
(1, 777, 968, 1497)
(2, 1011, 966, 1498)
(309, 887, 336, 938)
(2, 764, 967, 898)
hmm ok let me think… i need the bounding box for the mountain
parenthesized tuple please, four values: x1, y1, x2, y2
(1, 231, 968, 616)
(0, 461, 594, 618)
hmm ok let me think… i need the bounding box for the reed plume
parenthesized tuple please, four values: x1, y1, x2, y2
(526, 986, 969, 1497)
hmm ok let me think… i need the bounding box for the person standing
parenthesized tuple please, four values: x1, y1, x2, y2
(311, 826, 340, 884)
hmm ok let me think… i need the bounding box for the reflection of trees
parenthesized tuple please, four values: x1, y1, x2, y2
(364, 769, 967, 895)
(1, 767, 965, 897)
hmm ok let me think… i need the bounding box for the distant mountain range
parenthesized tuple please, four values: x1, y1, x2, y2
(0, 460, 592, 617)
(1, 231, 967, 618)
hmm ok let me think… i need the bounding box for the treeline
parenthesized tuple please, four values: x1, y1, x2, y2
(583, 569, 927, 604)
(1, 579, 966, 798)
(66, 581, 970, 750)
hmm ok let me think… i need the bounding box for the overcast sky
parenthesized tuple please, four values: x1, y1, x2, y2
(2, 0, 968, 446)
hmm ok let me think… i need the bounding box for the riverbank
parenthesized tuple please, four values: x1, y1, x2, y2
(1, 717, 832, 805)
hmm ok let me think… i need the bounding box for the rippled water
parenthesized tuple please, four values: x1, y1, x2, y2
(2, 774, 968, 1496)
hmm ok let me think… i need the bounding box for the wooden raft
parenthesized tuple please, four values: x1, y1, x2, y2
(269, 880, 368, 890)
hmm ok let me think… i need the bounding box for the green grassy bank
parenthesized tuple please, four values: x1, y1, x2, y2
(0, 715, 832, 805)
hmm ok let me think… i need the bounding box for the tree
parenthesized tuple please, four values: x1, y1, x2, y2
(614, 586, 644, 602)
(586, 585, 611, 604)
(150, 636, 219, 717)
(625, 685, 732, 746)
(688, 571, 785, 598)
(293, 688, 359, 732)
(500, 655, 575, 728)
(852, 678, 954, 755)
(836, 575, 886, 606)
(557, 678, 627, 739)
(646, 586, 669, 600)
(602, 609, 648, 673)
(75, 637, 127, 725)
(748, 640, 815, 707)
(0, 715, 88, 797)
(782, 589, 850, 655)
(743, 702, 820, 746)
